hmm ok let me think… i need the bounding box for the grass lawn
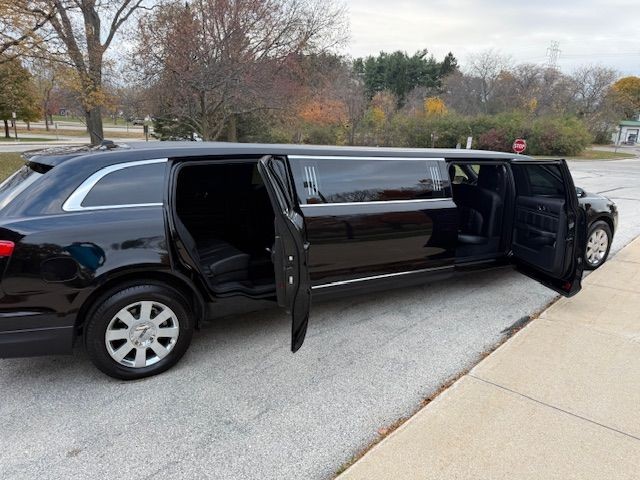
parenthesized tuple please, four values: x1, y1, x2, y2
(16, 127, 146, 140)
(0, 153, 26, 181)
(0, 136, 55, 143)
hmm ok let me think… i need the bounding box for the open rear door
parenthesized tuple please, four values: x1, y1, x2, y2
(509, 159, 586, 296)
(258, 156, 311, 352)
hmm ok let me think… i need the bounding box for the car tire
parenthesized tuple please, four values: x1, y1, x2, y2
(584, 220, 612, 270)
(84, 283, 194, 380)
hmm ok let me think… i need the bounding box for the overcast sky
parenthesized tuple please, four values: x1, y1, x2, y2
(346, 0, 640, 75)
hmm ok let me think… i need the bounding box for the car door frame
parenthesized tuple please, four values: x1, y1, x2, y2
(257, 155, 311, 352)
(508, 157, 586, 297)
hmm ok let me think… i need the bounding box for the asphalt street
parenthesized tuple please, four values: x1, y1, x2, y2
(1, 155, 639, 480)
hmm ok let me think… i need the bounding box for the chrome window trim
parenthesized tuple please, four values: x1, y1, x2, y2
(288, 155, 446, 162)
(289, 155, 451, 206)
(311, 265, 453, 290)
(62, 158, 168, 212)
(300, 198, 452, 208)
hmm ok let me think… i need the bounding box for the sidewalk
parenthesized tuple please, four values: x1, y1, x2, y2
(339, 238, 640, 479)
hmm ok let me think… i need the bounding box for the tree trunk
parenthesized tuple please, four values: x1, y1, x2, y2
(45, 111, 50, 131)
(86, 107, 104, 145)
(227, 114, 237, 142)
(3, 120, 9, 138)
(26, 121, 31, 131)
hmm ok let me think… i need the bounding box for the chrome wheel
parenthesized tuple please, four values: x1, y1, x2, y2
(105, 301, 180, 368)
(586, 228, 609, 267)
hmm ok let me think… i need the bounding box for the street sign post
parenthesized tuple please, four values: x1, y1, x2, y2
(512, 138, 527, 154)
(11, 112, 17, 140)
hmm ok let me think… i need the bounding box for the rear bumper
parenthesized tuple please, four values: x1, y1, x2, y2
(0, 311, 75, 358)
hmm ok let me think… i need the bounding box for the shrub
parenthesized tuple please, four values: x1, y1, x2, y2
(527, 116, 592, 156)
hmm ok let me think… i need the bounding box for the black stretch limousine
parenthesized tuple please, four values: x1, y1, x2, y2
(0, 143, 617, 379)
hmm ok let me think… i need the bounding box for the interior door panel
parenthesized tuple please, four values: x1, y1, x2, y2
(512, 196, 567, 275)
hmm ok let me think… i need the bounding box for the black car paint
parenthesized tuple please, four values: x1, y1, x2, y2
(0, 143, 607, 359)
(577, 188, 618, 234)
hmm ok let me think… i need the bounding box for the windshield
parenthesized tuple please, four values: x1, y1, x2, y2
(0, 164, 43, 212)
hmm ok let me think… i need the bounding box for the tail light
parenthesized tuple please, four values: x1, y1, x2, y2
(0, 241, 15, 257)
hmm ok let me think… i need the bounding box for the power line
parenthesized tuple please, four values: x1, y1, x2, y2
(546, 41, 561, 69)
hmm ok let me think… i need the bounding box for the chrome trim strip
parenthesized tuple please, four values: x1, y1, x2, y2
(62, 158, 168, 212)
(311, 265, 453, 290)
(289, 155, 446, 162)
(300, 198, 452, 208)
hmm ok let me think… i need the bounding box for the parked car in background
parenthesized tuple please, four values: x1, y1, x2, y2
(0, 143, 613, 379)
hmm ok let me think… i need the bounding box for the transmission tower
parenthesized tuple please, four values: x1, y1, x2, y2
(546, 41, 561, 69)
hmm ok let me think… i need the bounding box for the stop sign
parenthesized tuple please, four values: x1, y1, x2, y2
(513, 138, 527, 154)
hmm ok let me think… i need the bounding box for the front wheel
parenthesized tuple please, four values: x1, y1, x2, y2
(584, 221, 612, 270)
(84, 283, 194, 380)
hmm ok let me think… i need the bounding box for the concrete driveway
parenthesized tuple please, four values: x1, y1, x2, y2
(1, 157, 639, 480)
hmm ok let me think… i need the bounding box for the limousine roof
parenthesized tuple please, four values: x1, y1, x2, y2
(25, 141, 533, 168)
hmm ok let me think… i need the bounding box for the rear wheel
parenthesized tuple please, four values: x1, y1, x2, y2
(84, 283, 194, 380)
(584, 220, 612, 270)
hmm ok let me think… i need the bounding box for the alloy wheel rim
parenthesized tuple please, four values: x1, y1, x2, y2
(585, 228, 609, 266)
(105, 301, 180, 368)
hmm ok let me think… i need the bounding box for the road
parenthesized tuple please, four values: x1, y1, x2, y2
(16, 120, 147, 134)
(1, 155, 639, 480)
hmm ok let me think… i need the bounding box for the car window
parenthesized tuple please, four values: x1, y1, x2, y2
(290, 158, 447, 204)
(451, 165, 477, 185)
(524, 164, 565, 196)
(0, 165, 43, 212)
(81, 162, 166, 208)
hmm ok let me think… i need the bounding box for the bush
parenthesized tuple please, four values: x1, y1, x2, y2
(527, 116, 592, 156)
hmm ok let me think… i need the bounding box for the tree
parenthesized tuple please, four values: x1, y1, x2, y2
(570, 65, 617, 117)
(465, 49, 512, 113)
(611, 76, 640, 119)
(439, 52, 458, 77)
(424, 97, 447, 115)
(354, 50, 449, 106)
(46, 0, 150, 144)
(137, 0, 346, 141)
(0, 58, 40, 137)
(0, 1, 54, 62)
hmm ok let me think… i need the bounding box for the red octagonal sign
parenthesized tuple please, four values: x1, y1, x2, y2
(513, 138, 527, 154)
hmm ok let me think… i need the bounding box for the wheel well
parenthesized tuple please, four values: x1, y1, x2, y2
(75, 271, 207, 333)
(592, 216, 614, 234)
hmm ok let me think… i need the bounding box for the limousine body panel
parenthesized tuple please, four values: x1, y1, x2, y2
(0, 142, 599, 378)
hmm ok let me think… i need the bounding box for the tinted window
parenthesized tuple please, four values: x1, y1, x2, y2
(523, 164, 565, 196)
(290, 158, 447, 204)
(0, 165, 42, 212)
(82, 162, 165, 207)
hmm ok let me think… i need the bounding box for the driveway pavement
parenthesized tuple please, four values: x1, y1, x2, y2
(1, 157, 639, 479)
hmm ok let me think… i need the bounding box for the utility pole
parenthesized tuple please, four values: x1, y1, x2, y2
(546, 41, 561, 70)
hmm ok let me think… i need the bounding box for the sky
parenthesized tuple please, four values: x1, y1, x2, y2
(346, 0, 640, 75)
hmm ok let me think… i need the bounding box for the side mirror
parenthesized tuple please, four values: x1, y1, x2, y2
(576, 187, 586, 198)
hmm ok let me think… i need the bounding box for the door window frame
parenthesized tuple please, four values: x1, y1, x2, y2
(62, 158, 168, 212)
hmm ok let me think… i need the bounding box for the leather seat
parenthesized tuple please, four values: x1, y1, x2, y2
(196, 238, 249, 283)
(173, 215, 249, 284)
(452, 165, 504, 246)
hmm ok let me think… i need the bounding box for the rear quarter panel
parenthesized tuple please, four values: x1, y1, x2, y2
(0, 206, 170, 318)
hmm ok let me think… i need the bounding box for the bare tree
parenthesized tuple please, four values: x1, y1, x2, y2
(465, 49, 512, 113)
(44, 0, 151, 144)
(136, 0, 347, 141)
(570, 65, 618, 117)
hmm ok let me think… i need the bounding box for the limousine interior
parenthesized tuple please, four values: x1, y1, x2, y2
(174, 162, 277, 296)
(449, 161, 572, 275)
